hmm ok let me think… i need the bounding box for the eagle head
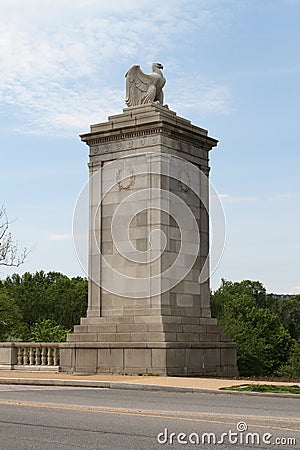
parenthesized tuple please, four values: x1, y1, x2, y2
(153, 62, 164, 70)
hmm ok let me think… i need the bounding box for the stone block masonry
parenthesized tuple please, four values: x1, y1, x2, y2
(60, 103, 238, 376)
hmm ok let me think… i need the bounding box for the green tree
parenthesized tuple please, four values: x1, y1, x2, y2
(45, 274, 88, 329)
(0, 271, 88, 341)
(28, 319, 70, 342)
(211, 279, 292, 376)
(0, 291, 28, 341)
(273, 296, 300, 339)
(277, 339, 300, 378)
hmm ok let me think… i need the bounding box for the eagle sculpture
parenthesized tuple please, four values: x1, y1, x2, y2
(125, 63, 166, 107)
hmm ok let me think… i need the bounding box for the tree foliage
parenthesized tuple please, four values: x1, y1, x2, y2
(274, 296, 300, 339)
(0, 291, 27, 341)
(277, 339, 300, 378)
(211, 279, 294, 377)
(28, 319, 70, 343)
(0, 271, 87, 342)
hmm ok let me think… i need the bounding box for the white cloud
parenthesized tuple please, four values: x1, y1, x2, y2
(218, 194, 256, 203)
(168, 81, 233, 117)
(276, 193, 300, 200)
(0, 0, 233, 136)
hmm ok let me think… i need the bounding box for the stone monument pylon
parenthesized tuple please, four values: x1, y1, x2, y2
(60, 64, 238, 376)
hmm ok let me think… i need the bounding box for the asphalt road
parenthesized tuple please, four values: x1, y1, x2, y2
(0, 385, 299, 449)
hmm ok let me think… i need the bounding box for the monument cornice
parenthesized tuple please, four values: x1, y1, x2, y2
(86, 127, 164, 145)
(80, 104, 218, 152)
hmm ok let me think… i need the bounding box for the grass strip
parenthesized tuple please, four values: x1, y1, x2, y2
(220, 384, 300, 394)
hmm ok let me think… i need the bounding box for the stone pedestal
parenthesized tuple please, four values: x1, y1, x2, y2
(60, 104, 238, 376)
(0, 343, 17, 370)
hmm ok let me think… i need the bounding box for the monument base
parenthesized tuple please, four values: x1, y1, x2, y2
(60, 343, 237, 377)
(60, 315, 238, 376)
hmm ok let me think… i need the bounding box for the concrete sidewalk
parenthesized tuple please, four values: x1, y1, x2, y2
(0, 371, 299, 397)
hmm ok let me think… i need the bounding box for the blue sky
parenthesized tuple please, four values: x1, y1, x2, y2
(1, 0, 299, 294)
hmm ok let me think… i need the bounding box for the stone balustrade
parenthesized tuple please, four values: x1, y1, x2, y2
(0, 342, 61, 372)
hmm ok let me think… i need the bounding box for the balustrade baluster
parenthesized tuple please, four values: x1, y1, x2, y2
(53, 347, 59, 365)
(17, 347, 23, 365)
(47, 347, 53, 365)
(23, 348, 29, 365)
(29, 347, 35, 365)
(41, 347, 47, 365)
(36, 347, 41, 365)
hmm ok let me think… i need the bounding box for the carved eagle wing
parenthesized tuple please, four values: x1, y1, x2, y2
(125, 65, 155, 107)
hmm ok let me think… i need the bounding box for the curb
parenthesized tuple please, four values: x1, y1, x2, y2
(0, 377, 299, 399)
